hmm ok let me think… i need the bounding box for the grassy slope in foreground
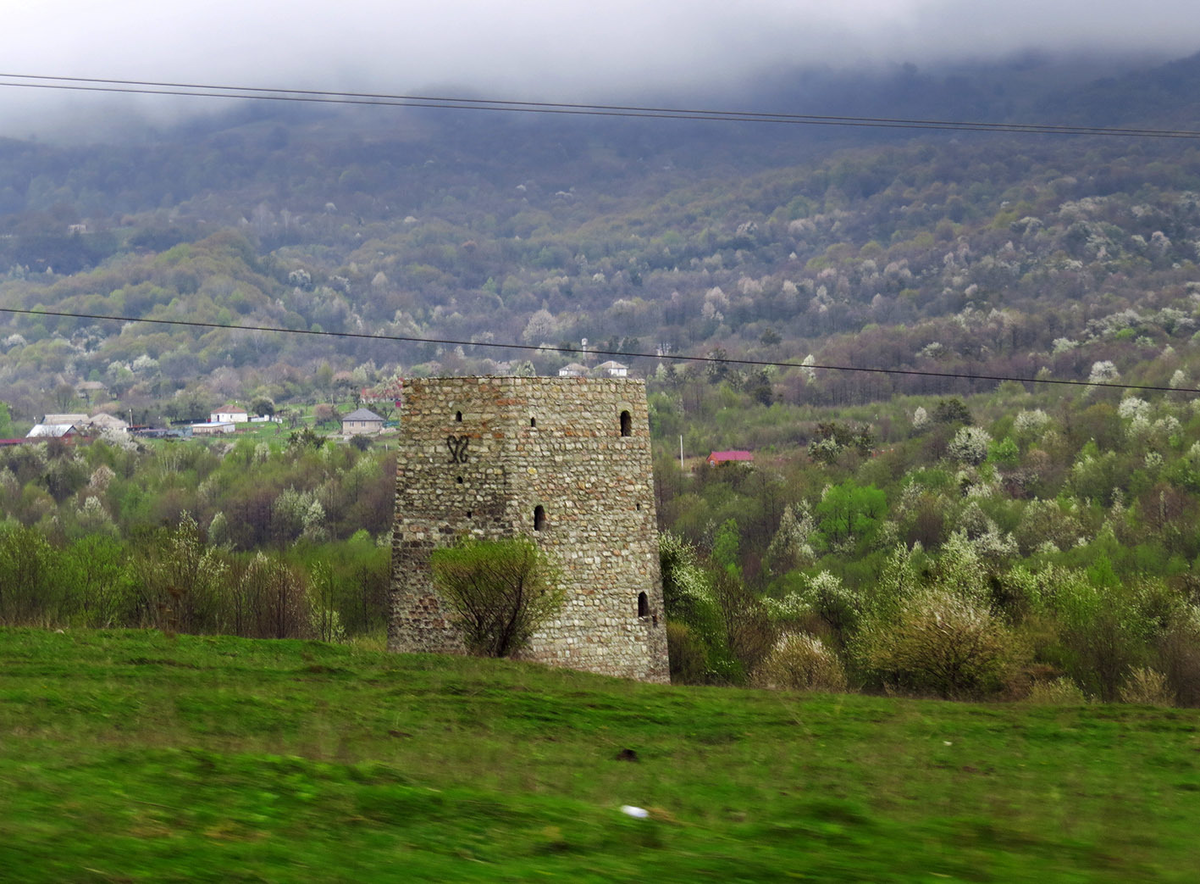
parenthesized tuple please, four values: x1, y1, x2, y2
(1, 629, 1198, 882)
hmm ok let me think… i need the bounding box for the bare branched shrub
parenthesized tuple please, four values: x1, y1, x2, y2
(133, 515, 228, 634)
(308, 562, 346, 643)
(1157, 610, 1200, 707)
(712, 568, 778, 680)
(0, 523, 61, 625)
(856, 588, 1021, 699)
(234, 552, 312, 639)
(1025, 677, 1089, 705)
(666, 621, 707, 685)
(753, 633, 848, 693)
(430, 537, 564, 657)
(1119, 667, 1175, 707)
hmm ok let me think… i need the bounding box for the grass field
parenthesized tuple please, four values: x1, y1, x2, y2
(2, 628, 1199, 882)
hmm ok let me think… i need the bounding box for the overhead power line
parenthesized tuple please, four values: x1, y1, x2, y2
(2, 72, 1200, 139)
(0, 305, 1193, 396)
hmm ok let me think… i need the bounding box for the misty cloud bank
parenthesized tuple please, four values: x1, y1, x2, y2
(1, 0, 1198, 135)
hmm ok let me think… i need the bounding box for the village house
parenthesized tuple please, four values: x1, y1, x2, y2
(86, 413, 129, 432)
(707, 450, 754, 467)
(594, 360, 629, 377)
(42, 413, 88, 426)
(75, 380, 108, 403)
(341, 407, 385, 435)
(210, 404, 249, 423)
(27, 423, 80, 440)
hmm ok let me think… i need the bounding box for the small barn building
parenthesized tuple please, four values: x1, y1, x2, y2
(191, 421, 236, 436)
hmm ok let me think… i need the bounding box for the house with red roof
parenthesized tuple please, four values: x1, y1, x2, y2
(707, 450, 754, 466)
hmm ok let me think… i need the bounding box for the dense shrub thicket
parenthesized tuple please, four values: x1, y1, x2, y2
(663, 526, 1200, 705)
(0, 436, 393, 638)
(0, 516, 389, 639)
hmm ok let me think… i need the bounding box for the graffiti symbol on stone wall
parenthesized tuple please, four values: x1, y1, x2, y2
(446, 435, 470, 464)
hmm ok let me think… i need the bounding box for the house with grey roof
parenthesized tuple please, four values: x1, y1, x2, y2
(342, 407, 385, 435)
(557, 362, 589, 378)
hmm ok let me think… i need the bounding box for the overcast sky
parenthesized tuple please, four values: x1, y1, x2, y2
(1, 1, 1198, 133)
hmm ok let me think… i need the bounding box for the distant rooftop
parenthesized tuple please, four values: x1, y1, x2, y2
(27, 424, 78, 438)
(707, 450, 754, 465)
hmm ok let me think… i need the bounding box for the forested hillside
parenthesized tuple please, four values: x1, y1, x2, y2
(6, 55, 1200, 701)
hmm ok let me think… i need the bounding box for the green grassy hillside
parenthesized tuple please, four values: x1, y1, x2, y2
(1, 628, 1198, 881)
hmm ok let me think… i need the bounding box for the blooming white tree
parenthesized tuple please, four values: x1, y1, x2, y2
(1013, 409, 1050, 438)
(521, 309, 559, 344)
(131, 354, 159, 373)
(1088, 360, 1120, 385)
(1118, 397, 1151, 421)
(765, 502, 816, 572)
(948, 426, 992, 465)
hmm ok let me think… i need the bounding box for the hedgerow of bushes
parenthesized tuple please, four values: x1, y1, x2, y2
(661, 528, 1200, 707)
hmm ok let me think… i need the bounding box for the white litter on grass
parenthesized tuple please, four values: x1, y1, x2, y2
(620, 805, 650, 819)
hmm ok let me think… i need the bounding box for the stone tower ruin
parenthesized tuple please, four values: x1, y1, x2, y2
(388, 376, 670, 683)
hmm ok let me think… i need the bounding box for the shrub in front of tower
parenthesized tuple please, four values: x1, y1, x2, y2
(430, 536, 564, 658)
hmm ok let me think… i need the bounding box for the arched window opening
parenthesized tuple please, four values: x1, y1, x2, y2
(456, 476, 464, 484)
(466, 510, 473, 518)
(533, 505, 546, 531)
(619, 410, 632, 437)
(637, 592, 649, 618)
(530, 417, 537, 428)
(455, 411, 463, 422)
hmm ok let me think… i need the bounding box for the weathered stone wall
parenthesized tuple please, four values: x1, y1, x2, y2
(388, 376, 670, 683)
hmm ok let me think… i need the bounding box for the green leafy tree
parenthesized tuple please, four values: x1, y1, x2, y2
(932, 398, 972, 426)
(711, 518, 741, 576)
(250, 396, 276, 418)
(287, 426, 325, 450)
(430, 537, 564, 657)
(815, 480, 887, 550)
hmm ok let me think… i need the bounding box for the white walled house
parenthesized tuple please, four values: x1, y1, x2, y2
(210, 405, 249, 423)
(595, 360, 629, 377)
